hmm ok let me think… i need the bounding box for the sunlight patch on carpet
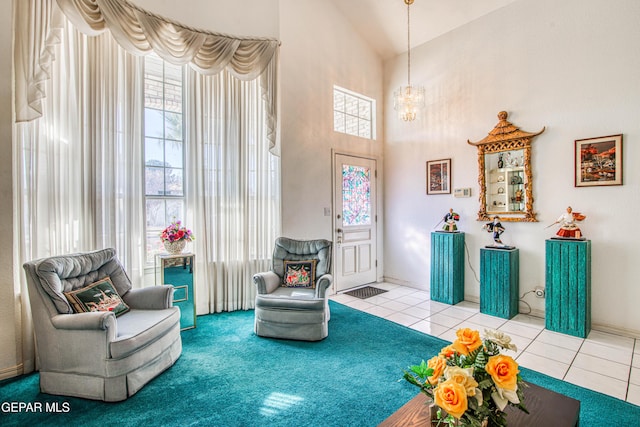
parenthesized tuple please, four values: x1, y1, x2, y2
(259, 392, 305, 416)
(344, 285, 388, 299)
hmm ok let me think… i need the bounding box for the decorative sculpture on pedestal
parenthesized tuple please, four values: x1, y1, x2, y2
(441, 208, 460, 232)
(483, 215, 514, 249)
(548, 206, 586, 239)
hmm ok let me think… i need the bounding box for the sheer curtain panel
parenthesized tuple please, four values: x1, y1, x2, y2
(14, 0, 64, 122)
(13, 0, 281, 375)
(14, 22, 146, 373)
(185, 68, 281, 313)
(55, 0, 279, 153)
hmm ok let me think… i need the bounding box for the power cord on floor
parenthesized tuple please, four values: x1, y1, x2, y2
(464, 240, 480, 284)
(518, 290, 535, 315)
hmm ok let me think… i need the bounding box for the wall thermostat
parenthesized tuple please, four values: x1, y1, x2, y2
(454, 188, 472, 198)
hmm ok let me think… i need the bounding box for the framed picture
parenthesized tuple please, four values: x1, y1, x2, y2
(426, 158, 451, 195)
(575, 134, 623, 187)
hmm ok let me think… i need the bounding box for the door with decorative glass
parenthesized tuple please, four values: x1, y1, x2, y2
(333, 154, 378, 292)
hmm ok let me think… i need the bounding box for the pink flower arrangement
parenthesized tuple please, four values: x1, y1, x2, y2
(160, 219, 194, 243)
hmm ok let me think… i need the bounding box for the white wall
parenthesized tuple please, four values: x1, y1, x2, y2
(135, 0, 387, 262)
(278, 0, 385, 275)
(131, 0, 280, 38)
(384, 0, 640, 336)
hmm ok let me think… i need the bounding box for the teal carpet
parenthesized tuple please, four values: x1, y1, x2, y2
(2, 301, 640, 426)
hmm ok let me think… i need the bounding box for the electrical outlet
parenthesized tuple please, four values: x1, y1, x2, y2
(534, 287, 546, 298)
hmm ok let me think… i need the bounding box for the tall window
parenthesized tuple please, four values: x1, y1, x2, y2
(144, 54, 185, 262)
(333, 86, 375, 140)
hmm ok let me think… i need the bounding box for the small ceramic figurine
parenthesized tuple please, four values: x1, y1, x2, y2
(550, 206, 586, 239)
(442, 208, 460, 232)
(515, 189, 523, 202)
(483, 215, 505, 246)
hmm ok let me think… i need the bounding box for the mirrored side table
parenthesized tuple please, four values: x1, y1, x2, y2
(155, 253, 196, 330)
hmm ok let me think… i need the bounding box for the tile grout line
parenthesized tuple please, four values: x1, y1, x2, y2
(333, 283, 638, 404)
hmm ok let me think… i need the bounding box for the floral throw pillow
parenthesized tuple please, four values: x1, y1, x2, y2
(64, 277, 130, 317)
(282, 260, 317, 288)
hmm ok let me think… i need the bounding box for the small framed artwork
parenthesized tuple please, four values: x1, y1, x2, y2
(575, 134, 623, 187)
(426, 158, 451, 195)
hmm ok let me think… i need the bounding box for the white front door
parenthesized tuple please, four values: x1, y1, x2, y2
(333, 154, 377, 292)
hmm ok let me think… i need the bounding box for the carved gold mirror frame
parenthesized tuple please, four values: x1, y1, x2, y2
(468, 111, 545, 222)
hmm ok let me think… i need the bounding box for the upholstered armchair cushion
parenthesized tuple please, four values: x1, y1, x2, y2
(35, 248, 133, 314)
(272, 237, 332, 281)
(253, 237, 333, 341)
(23, 248, 182, 402)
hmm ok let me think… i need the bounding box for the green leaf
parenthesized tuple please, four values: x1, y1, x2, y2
(478, 378, 493, 390)
(406, 360, 434, 379)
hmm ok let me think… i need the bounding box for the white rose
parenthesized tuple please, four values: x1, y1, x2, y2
(484, 329, 517, 352)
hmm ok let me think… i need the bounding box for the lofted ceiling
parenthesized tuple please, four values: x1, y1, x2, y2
(330, 0, 518, 60)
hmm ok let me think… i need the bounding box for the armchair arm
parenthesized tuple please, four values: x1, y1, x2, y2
(315, 274, 333, 298)
(51, 312, 116, 331)
(123, 286, 174, 309)
(48, 312, 117, 367)
(253, 271, 280, 294)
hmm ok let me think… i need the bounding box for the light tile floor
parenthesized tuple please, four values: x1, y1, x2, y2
(329, 282, 640, 406)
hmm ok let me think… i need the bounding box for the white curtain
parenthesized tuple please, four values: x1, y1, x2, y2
(13, 0, 281, 374)
(13, 0, 64, 122)
(16, 0, 279, 153)
(14, 19, 147, 373)
(185, 68, 281, 312)
(16, 24, 146, 261)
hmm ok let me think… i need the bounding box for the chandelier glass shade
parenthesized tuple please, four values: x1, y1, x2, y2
(393, 85, 425, 122)
(394, 0, 425, 122)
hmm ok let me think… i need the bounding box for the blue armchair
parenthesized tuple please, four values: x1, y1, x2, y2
(253, 237, 333, 341)
(23, 248, 182, 401)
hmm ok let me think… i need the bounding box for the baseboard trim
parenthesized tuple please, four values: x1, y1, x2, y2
(588, 322, 640, 339)
(381, 276, 426, 290)
(0, 363, 24, 381)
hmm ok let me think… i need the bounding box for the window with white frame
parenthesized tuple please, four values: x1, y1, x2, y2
(333, 86, 375, 140)
(144, 53, 185, 263)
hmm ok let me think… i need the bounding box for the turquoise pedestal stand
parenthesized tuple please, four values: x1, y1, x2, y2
(430, 232, 465, 305)
(480, 247, 519, 319)
(545, 239, 591, 338)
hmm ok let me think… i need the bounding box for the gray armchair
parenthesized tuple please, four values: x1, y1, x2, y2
(253, 237, 333, 341)
(23, 248, 182, 402)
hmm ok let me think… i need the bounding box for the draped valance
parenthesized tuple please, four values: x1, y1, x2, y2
(15, 0, 280, 151)
(55, 0, 279, 79)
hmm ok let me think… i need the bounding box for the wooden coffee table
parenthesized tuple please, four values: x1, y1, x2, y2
(379, 382, 580, 426)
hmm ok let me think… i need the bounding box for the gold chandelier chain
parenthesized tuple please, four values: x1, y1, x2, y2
(406, 0, 411, 86)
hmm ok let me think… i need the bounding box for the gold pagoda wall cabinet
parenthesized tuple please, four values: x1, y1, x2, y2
(468, 111, 545, 222)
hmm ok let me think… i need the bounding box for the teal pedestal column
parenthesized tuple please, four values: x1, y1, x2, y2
(480, 247, 519, 319)
(545, 239, 591, 338)
(430, 232, 465, 305)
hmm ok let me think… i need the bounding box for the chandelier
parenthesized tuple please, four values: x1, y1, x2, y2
(393, 0, 425, 122)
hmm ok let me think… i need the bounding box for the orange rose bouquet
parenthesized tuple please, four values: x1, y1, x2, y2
(403, 328, 528, 426)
